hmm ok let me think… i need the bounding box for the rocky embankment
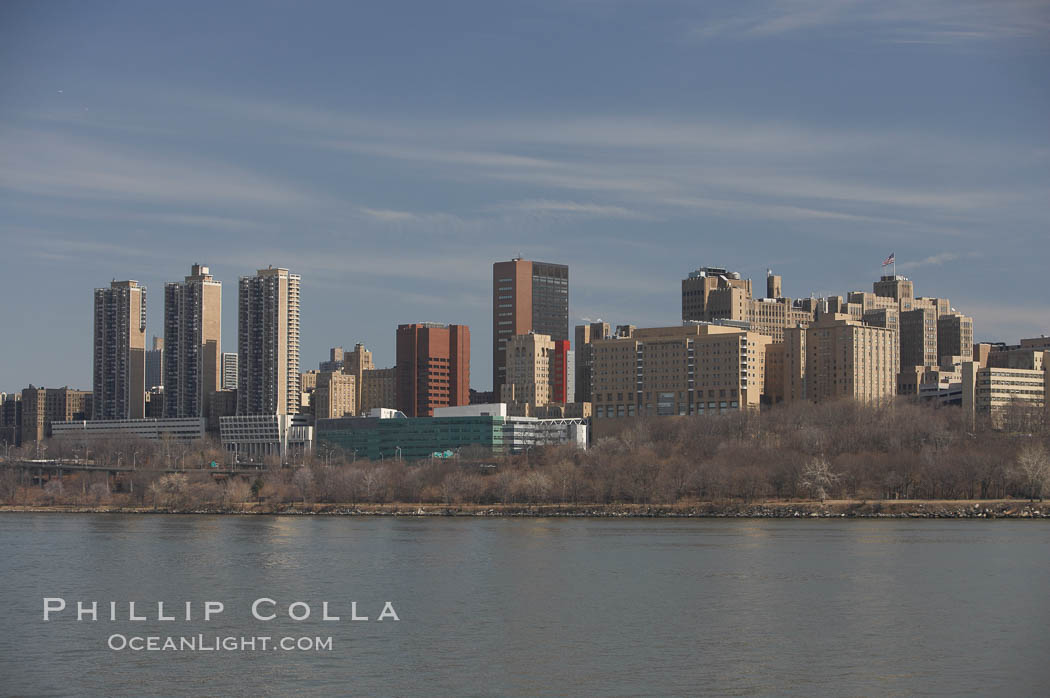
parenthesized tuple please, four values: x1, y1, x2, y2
(2, 500, 1049, 518)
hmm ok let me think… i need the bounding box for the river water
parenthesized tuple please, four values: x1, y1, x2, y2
(1, 514, 1047, 696)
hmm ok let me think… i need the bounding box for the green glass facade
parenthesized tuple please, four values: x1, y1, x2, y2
(317, 416, 508, 461)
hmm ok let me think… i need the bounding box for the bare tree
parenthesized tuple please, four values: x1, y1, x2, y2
(798, 456, 840, 502)
(291, 467, 315, 505)
(88, 482, 111, 506)
(1016, 443, 1050, 501)
(222, 478, 251, 509)
(148, 473, 189, 509)
(43, 479, 64, 505)
(515, 471, 552, 504)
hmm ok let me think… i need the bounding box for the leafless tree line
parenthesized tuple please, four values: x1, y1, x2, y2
(3, 399, 1049, 508)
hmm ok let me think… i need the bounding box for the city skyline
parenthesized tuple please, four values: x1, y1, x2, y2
(0, 255, 1045, 396)
(2, 1, 1049, 391)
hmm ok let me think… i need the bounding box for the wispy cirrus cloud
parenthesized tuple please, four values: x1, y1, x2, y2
(132, 90, 1041, 235)
(7, 227, 170, 263)
(0, 128, 317, 208)
(687, 0, 1050, 44)
(957, 301, 1050, 342)
(486, 199, 651, 220)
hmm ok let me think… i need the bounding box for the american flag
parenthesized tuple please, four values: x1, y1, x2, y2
(882, 253, 895, 266)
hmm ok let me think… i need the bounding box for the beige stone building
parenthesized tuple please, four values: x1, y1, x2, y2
(360, 367, 397, 412)
(862, 307, 899, 334)
(682, 267, 816, 343)
(20, 386, 92, 444)
(300, 370, 319, 392)
(961, 352, 1049, 425)
(591, 323, 770, 420)
(783, 326, 807, 404)
(872, 275, 915, 311)
(532, 402, 593, 419)
(500, 333, 555, 407)
(342, 343, 374, 411)
(897, 364, 962, 397)
(986, 342, 1048, 370)
(783, 314, 899, 404)
(314, 371, 356, 419)
(682, 267, 752, 322)
(847, 290, 900, 313)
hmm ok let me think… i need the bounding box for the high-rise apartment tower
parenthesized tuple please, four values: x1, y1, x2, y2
(93, 280, 146, 419)
(164, 264, 222, 418)
(237, 267, 301, 415)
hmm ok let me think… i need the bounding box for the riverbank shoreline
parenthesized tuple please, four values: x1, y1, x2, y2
(2, 500, 1048, 518)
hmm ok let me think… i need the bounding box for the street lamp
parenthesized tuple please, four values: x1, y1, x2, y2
(352, 448, 357, 463)
(395, 446, 402, 462)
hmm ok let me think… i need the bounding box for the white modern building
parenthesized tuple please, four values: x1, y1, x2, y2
(219, 414, 314, 463)
(433, 403, 509, 418)
(503, 417, 588, 451)
(221, 352, 239, 391)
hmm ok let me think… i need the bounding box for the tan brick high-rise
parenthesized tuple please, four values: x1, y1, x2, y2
(500, 333, 555, 407)
(314, 371, 356, 419)
(591, 324, 770, 421)
(164, 264, 222, 419)
(784, 314, 899, 403)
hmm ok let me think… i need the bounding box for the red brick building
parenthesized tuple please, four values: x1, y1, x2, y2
(550, 339, 571, 404)
(396, 323, 471, 417)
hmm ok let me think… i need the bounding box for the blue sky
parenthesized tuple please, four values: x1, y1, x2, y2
(1, 0, 1048, 392)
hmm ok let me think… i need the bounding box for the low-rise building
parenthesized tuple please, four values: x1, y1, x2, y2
(961, 354, 1049, 427)
(20, 386, 92, 444)
(219, 414, 314, 462)
(317, 405, 587, 461)
(51, 417, 205, 441)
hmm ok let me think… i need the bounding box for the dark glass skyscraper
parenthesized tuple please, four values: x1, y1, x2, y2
(492, 258, 568, 393)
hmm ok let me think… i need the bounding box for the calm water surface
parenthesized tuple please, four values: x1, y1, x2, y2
(1, 514, 1048, 696)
